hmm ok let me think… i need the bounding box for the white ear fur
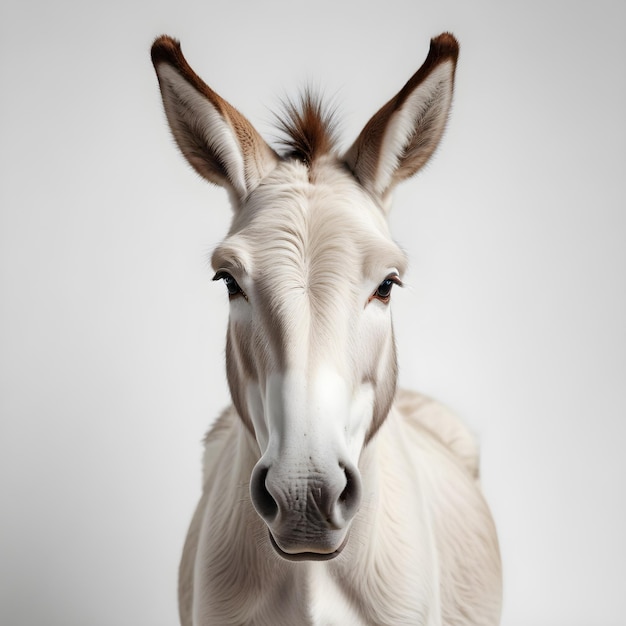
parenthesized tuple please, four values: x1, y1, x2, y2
(151, 36, 279, 204)
(374, 62, 455, 195)
(344, 33, 459, 209)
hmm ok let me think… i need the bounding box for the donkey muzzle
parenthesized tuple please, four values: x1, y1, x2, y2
(250, 459, 362, 559)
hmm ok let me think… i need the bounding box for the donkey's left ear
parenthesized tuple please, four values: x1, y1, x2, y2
(344, 33, 459, 208)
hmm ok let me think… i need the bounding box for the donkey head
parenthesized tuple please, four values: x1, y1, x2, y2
(152, 34, 458, 560)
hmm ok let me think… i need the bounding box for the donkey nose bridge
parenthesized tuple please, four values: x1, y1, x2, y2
(264, 367, 352, 431)
(250, 367, 363, 528)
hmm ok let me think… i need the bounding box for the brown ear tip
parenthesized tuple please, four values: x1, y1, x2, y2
(151, 34, 182, 66)
(430, 32, 460, 61)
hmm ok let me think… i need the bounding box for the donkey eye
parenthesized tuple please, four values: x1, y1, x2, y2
(213, 271, 246, 300)
(371, 275, 402, 304)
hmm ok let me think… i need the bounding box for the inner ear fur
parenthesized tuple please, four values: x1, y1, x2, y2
(344, 33, 459, 205)
(151, 35, 279, 202)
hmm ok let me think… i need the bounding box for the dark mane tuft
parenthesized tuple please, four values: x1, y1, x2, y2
(274, 90, 339, 164)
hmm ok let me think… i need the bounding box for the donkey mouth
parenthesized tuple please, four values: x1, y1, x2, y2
(268, 530, 349, 562)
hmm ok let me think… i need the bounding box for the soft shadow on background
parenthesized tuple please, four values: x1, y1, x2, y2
(1, 1, 624, 625)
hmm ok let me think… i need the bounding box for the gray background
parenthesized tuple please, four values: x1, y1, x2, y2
(1, 1, 624, 624)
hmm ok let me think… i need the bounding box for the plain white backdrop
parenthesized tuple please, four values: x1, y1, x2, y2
(1, 1, 624, 624)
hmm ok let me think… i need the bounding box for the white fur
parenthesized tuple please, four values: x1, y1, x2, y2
(185, 394, 501, 625)
(153, 34, 502, 626)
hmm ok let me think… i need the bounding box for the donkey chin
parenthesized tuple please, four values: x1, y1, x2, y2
(250, 458, 362, 561)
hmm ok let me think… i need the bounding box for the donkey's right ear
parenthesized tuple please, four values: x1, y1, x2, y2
(151, 36, 279, 204)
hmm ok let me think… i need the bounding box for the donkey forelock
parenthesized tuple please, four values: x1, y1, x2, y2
(274, 90, 340, 166)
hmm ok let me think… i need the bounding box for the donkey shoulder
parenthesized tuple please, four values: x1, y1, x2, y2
(395, 388, 480, 479)
(179, 407, 241, 626)
(201, 406, 239, 485)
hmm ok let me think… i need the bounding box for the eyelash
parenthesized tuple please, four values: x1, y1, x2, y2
(213, 271, 247, 300)
(370, 274, 403, 304)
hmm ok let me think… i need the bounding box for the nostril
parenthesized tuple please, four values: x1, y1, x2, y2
(250, 465, 279, 522)
(339, 476, 351, 504)
(337, 463, 362, 519)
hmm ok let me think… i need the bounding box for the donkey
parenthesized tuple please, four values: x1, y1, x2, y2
(151, 33, 502, 625)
